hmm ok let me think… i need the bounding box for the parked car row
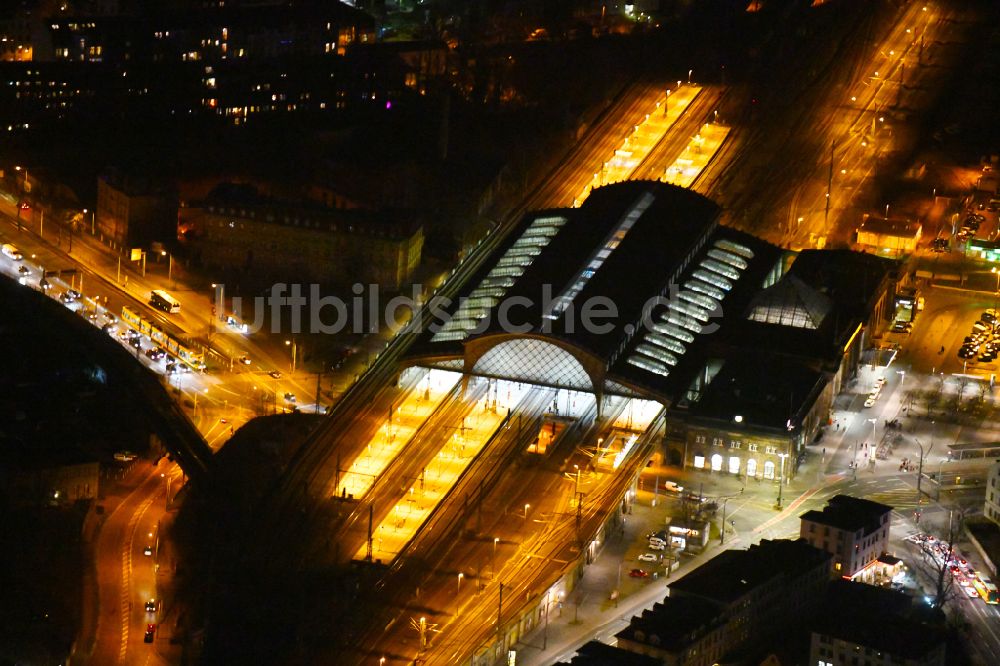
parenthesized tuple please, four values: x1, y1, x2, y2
(958, 310, 1000, 362)
(864, 376, 886, 408)
(957, 212, 986, 244)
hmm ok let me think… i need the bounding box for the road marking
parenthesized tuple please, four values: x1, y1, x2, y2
(118, 493, 156, 663)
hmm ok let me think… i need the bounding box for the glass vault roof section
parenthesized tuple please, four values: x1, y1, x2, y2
(472, 339, 593, 391)
(626, 237, 756, 378)
(543, 192, 656, 322)
(746, 274, 831, 330)
(431, 215, 567, 342)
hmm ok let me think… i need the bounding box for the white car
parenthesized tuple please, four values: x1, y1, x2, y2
(874, 377, 886, 388)
(648, 542, 666, 551)
(662, 481, 684, 494)
(864, 398, 877, 408)
(637, 553, 659, 562)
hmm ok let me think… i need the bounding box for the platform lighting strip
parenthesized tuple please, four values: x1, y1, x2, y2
(431, 216, 567, 342)
(543, 192, 655, 321)
(627, 238, 755, 378)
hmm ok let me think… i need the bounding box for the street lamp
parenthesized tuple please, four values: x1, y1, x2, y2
(523, 503, 530, 520)
(14, 165, 27, 233)
(492, 537, 499, 580)
(573, 464, 580, 499)
(992, 267, 999, 314)
(457, 572, 464, 594)
(913, 437, 933, 506)
(161, 250, 173, 284)
(775, 453, 789, 509)
(83, 207, 95, 235)
(285, 339, 297, 374)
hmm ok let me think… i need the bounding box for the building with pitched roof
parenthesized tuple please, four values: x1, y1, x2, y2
(810, 580, 946, 666)
(614, 539, 832, 665)
(800, 494, 893, 578)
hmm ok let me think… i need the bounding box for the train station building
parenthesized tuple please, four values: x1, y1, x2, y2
(407, 181, 899, 480)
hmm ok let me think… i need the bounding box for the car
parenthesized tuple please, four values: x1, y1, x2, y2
(144, 624, 156, 643)
(637, 553, 659, 563)
(890, 321, 909, 333)
(628, 569, 650, 578)
(661, 481, 683, 494)
(984, 312, 998, 324)
(979, 354, 995, 363)
(114, 451, 137, 462)
(145, 347, 166, 361)
(145, 599, 157, 612)
(102, 323, 116, 335)
(19, 201, 29, 210)
(17, 265, 30, 276)
(964, 585, 979, 598)
(648, 541, 666, 551)
(59, 291, 77, 304)
(864, 398, 877, 408)
(65, 289, 82, 300)
(959, 347, 977, 359)
(284, 392, 296, 402)
(269, 370, 282, 379)
(239, 355, 252, 365)
(143, 545, 153, 556)
(874, 377, 886, 388)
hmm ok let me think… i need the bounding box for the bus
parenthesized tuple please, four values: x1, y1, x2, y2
(121, 306, 205, 371)
(973, 576, 999, 604)
(149, 289, 181, 314)
(2, 243, 23, 261)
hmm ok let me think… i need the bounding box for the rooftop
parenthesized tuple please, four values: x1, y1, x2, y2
(194, 182, 423, 239)
(800, 494, 893, 534)
(814, 580, 946, 659)
(685, 353, 826, 431)
(555, 640, 662, 666)
(857, 215, 922, 237)
(667, 538, 830, 606)
(614, 596, 722, 652)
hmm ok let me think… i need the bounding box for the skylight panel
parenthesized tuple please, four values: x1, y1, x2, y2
(707, 248, 748, 270)
(665, 312, 703, 334)
(652, 322, 696, 343)
(692, 269, 732, 291)
(700, 259, 741, 280)
(678, 291, 719, 311)
(628, 356, 670, 377)
(714, 238, 754, 258)
(669, 302, 711, 322)
(647, 333, 687, 355)
(685, 279, 726, 301)
(636, 344, 678, 366)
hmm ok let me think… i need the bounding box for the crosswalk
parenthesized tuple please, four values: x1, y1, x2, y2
(861, 482, 923, 511)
